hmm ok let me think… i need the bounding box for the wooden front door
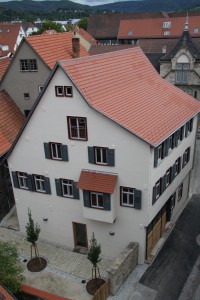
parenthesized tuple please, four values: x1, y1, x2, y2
(73, 222, 88, 248)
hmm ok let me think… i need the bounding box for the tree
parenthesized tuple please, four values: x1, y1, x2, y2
(87, 233, 101, 280)
(34, 20, 65, 35)
(25, 208, 41, 262)
(0, 241, 24, 294)
(77, 17, 88, 30)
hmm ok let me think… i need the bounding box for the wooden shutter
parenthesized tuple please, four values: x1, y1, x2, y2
(104, 193, 111, 211)
(108, 149, 115, 166)
(55, 179, 62, 196)
(12, 171, 19, 188)
(83, 190, 90, 207)
(162, 174, 167, 193)
(27, 174, 34, 191)
(154, 147, 159, 167)
(152, 186, 157, 205)
(88, 146, 94, 164)
(44, 177, 51, 194)
(73, 182, 80, 200)
(61, 145, 68, 161)
(134, 189, 141, 209)
(44, 143, 51, 159)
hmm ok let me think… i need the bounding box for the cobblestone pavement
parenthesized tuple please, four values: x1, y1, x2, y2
(0, 226, 112, 281)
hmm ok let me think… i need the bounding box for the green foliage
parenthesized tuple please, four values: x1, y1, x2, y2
(87, 233, 101, 268)
(25, 208, 40, 245)
(36, 20, 64, 34)
(0, 241, 24, 294)
(77, 17, 88, 30)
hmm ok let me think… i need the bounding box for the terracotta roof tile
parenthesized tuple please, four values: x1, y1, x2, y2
(89, 44, 135, 55)
(26, 32, 89, 69)
(0, 90, 24, 155)
(60, 47, 200, 146)
(0, 284, 15, 300)
(118, 16, 200, 39)
(77, 170, 118, 193)
(76, 28, 97, 45)
(0, 23, 21, 56)
(0, 57, 11, 80)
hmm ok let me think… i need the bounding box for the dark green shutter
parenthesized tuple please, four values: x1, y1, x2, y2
(152, 186, 156, 205)
(61, 145, 68, 161)
(44, 177, 51, 194)
(73, 182, 80, 200)
(188, 147, 191, 162)
(185, 123, 188, 137)
(83, 190, 90, 207)
(27, 174, 34, 191)
(44, 143, 51, 159)
(154, 147, 159, 167)
(88, 147, 94, 164)
(134, 189, 141, 209)
(12, 171, 19, 188)
(190, 119, 193, 132)
(162, 174, 167, 193)
(108, 149, 115, 166)
(182, 153, 186, 168)
(55, 179, 62, 197)
(172, 163, 176, 179)
(161, 142, 165, 159)
(104, 193, 111, 211)
(174, 131, 178, 148)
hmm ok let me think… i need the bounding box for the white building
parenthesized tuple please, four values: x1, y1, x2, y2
(7, 47, 200, 263)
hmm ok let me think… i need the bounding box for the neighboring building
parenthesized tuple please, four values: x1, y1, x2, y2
(0, 90, 24, 222)
(7, 48, 200, 263)
(0, 56, 11, 82)
(0, 23, 25, 57)
(21, 22, 38, 36)
(73, 27, 97, 51)
(0, 32, 89, 116)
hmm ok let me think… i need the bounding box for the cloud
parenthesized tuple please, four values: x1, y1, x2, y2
(72, 0, 119, 6)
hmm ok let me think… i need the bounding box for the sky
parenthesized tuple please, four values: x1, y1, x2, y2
(0, 0, 136, 6)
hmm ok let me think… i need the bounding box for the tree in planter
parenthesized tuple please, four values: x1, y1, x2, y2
(25, 208, 41, 263)
(0, 241, 24, 294)
(87, 233, 101, 280)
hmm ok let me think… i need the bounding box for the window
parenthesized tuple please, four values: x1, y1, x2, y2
(121, 187, 134, 207)
(94, 147, 108, 165)
(55, 86, 64, 97)
(24, 93, 30, 100)
(20, 59, 38, 72)
(44, 142, 68, 161)
(155, 179, 161, 199)
(178, 183, 183, 201)
(90, 192, 104, 209)
(166, 168, 171, 187)
(128, 30, 133, 36)
(17, 172, 28, 189)
(2, 45, 9, 51)
(175, 157, 181, 176)
(188, 119, 193, 133)
(163, 21, 171, 28)
(65, 86, 73, 97)
(183, 147, 190, 167)
(34, 175, 46, 192)
(176, 63, 189, 84)
(88, 146, 115, 166)
(163, 31, 170, 35)
(67, 116, 87, 140)
(194, 27, 199, 33)
(0, 29, 2, 33)
(61, 179, 73, 198)
(194, 90, 198, 98)
(38, 85, 43, 93)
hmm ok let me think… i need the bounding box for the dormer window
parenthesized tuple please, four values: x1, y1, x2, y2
(163, 31, 170, 36)
(194, 27, 199, 33)
(128, 30, 133, 36)
(176, 63, 189, 84)
(163, 21, 171, 28)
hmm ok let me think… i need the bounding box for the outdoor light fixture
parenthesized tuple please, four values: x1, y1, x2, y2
(43, 218, 48, 221)
(109, 231, 115, 236)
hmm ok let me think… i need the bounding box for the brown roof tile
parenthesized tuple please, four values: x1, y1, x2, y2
(0, 90, 24, 155)
(60, 47, 200, 146)
(77, 170, 118, 193)
(0, 57, 11, 81)
(0, 284, 15, 299)
(89, 44, 135, 55)
(26, 32, 89, 69)
(0, 23, 21, 56)
(76, 28, 97, 45)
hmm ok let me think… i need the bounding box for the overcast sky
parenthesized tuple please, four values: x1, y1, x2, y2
(0, 0, 135, 6)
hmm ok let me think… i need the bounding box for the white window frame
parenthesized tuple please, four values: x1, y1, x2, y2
(50, 143, 62, 160)
(34, 175, 45, 193)
(68, 117, 87, 140)
(90, 192, 104, 209)
(163, 21, 171, 28)
(156, 180, 161, 199)
(121, 187, 134, 207)
(17, 172, 28, 189)
(95, 147, 108, 165)
(65, 86, 73, 97)
(166, 168, 171, 187)
(61, 179, 73, 198)
(55, 86, 64, 96)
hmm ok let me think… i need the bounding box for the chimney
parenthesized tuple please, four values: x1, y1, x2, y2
(72, 37, 80, 58)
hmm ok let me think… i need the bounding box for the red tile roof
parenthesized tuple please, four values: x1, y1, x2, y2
(118, 16, 200, 39)
(89, 44, 135, 55)
(0, 23, 21, 56)
(0, 284, 15, 300)
(76, 28, 97, 45)
(26, 32, 89, 69)
(77, 170, 118, 193)
(21, 284, 71, 300)
(0, 90, 24, 155)
(0, 57, 11, 81)
(41, 29, 58, 35)
(60, 47, 200, 146)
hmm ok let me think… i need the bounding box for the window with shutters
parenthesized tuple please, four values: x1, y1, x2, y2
(176, 63, 189, 84)
(61, 179, 73, 198)
(182, 147, 190, 167)
(17, 172, 28, 189)
(20, 59, 37, 71)
(178, 183, 183, 201)
(67, 116, 87, 140)
(90, 192, 104, 209)
(55, 178, 79, 199)
(175, 157, 181, 176)
(166, 168, 171, 187)
(94, 147, 108, 165)
(44, 142, 68, 161)
(156, 179, 161, 199)
(33, 175, 46, 193)
(120, 186, 141, 209)
(88, 146, 115, 166)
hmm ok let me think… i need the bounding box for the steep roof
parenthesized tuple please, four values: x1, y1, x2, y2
(118, 16, 200, 39)
(0, 90, 24, 156)
(75, 28, 97, 45)
(89, 44, 135, 55)
(160, 29, 200, 61)
(0, 23, 21, 56)
(60, 47, 200, 146)
(26, 32, 89, 69)
(0, 57, 11, 81)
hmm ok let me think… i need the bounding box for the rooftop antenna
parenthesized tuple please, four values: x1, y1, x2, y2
(184, 11, 189, 31)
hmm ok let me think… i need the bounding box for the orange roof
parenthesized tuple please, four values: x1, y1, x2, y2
(60, 47, 200, 146)
(26, 32, 89, 69)
(76, 28, 97, 45)
(42, 30, 58, 35)
(118, 16, 200, 39)
(0, 90, 24, 155)
(0, 284, 15, 300)
(0, 57, 11, 81)
(77, 170, 118, 193)
(0, 23, 21, 56)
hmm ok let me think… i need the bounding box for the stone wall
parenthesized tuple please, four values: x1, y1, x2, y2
(107, 242, 138, 295)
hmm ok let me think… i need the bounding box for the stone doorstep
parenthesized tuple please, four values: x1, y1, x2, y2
(146, 222, 175, 265)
